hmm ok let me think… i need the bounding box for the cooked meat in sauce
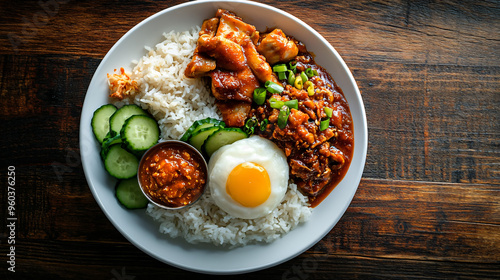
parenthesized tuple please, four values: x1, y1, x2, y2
(185, 9, 354, 206)
(242, 39, 279, 84)
(210, 67, 259, 103)
(257, 29, 299, 65)
(184, 18, 218, 78)
(185, 9, 287, 127)
(252, 51, 354, 205)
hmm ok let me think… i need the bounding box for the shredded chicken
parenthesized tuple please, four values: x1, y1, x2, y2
(107, 68, 138, 100)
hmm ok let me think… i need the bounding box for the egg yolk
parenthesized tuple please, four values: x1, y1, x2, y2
(226, 162, 271, 207)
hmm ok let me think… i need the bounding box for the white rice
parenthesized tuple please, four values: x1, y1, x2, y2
(128, 27, 312, 247)
(147, 183, 311, 247)
(129, 27, 221, 140)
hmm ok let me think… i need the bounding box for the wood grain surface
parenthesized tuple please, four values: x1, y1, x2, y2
(0, 0, 498, 279)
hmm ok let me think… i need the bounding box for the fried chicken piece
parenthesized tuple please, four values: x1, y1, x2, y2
(215, 100, 252, 127)
(184, 17, 219, 78)
(213, 10, 278, 83)
(200, 17, 219, 37)
(197, 36, 247, 71)
(215, 9, 258, 44)
(241, 39, 279, 84)
(209, 67, 259, 103)
(184, 53, 216, 78)
(257, 29, 298, 65)
(185, 10, 289, 127)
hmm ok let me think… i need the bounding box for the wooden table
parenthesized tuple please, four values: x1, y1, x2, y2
(1, 0, 498, 279)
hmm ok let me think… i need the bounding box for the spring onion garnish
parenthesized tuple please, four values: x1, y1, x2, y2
(270, 97, 298, 111)
(287, 70, 295, 85)
(273, 64, 287, 73)
(272, 64, 288, 80)
(308, 86, 315, 96)
(244, 117, 258, 135)
(300, 71, 308, 83)
(305, 67, 318, 78)
(278, 71, 287, 80)
(320, 119, 330, 131)
(304, 81, 314, 96)
(284, 99, 298, 110)
(294, 75, 303, 90)
(253, 88, 266, 105)
(288, 61, 297, 73)
(265, 81, 284, 94)
(260, 119, 269, 131)
(320, 107, 332, 131)
(269, 97, 284, 109)
(277, 105, 290, 129)
(324, 107, 333, 118)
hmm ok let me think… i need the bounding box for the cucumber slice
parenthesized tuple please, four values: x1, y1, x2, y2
(101, 131, 113, 143)
(188, 126, 221, 152)
(115, 178, 149, 209)
(202, 127, 248, 158)
(91, 104, 117, 143)
(109, 104, 148, 136)
(100, 134, 122, 159)
(120, 115, 159, 154)
(180, 118, 225, 141)
(104, 144, 139, 179)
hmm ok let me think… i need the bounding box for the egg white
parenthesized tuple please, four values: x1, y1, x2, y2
(208, 135, 289, 219)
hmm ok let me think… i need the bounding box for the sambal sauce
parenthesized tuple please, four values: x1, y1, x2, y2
(138, 142, 207, 208)
(251, 42, 354, 207)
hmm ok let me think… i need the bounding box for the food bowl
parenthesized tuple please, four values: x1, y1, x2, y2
(137, 140, 208, 210)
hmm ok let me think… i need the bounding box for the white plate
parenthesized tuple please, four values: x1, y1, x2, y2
(79, 0, 367, 275)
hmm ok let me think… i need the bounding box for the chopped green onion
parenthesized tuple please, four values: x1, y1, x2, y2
(244, 117, 258, 135)
(284, 99, 298, 110)
(300, 71, 308, 83)
(324, 107, 333, 118)
(253, 88, 266, 105)
(288, 61, 297, 73)
(273, 64, 287, 73)
(260, 119, 269, 131)
(265, 81, 284, 94)
(278, 71, 287, 80)
(308, 87, 314, 96)
(277, 105, 290, 129)
(287, 70, 295, 85)
(305, 68, 318, 78)
(294, 75, 303, 90)
(304, 81, 314, 96)
(270, 97, 298, 110)
(269, 97, 284, 109)
(320, 119, 330, 131)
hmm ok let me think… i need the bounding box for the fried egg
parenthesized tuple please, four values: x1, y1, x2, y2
(208, 135, 289, 219)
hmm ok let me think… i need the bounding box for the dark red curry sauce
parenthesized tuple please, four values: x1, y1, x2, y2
(251, 44, 354, 207)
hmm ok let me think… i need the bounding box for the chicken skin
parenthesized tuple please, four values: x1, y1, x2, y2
(257, 29, 299, 65)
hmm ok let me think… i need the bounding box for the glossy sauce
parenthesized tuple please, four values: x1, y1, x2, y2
(296, 53, 354, 207)
(252, 44, 354, 207)
(138, 143, 207, 208)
